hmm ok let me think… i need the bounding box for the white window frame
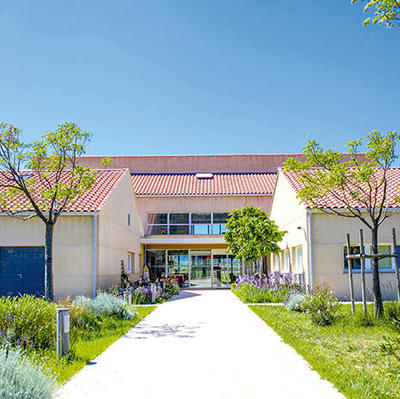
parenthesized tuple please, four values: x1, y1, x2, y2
(127, 252, 135, 274)
(294, 246, 303, 272)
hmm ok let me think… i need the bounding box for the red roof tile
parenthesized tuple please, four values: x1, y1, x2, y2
(0, 169, 127, 214)
(131, 173, 277, 196)
(283, 168, 400, 209)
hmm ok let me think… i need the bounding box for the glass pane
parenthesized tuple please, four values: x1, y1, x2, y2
(213, 213, 229, 224)
(192, 213, 211, 223)
(147, 225, 168, 235)
(146, 250, 166, 281)
(191, 224, 212, 235)
(168, 250, 189, 276)
(148, 213, 167, 224)
(344, 246, 361, 270)
(378, 245, 392, 269)
(213, 223, 226, 235)
(170, 213, 189, 224)
(190, 250, 211, 288)
(169, 225, 190, 235)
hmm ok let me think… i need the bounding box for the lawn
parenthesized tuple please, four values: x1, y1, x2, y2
(43, 306, 155, 384)
(250, 303, 400, 399)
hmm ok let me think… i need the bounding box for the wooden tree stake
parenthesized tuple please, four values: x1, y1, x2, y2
(392, 228, 400, 313)
(359, 229, 367, 316)
(346, 233, 355, 314)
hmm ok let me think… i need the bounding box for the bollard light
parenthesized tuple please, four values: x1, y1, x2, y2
(56, 308, 70, 359)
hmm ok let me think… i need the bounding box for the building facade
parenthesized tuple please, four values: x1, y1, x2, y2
(79, 154, 303, 289)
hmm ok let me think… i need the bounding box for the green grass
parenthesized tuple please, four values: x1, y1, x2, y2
(42, 306, 155, 384)
(250, 303, 400, 399)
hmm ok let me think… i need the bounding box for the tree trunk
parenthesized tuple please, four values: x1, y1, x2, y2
(45, 222, 54, 301)
(371, 226, 384, 317)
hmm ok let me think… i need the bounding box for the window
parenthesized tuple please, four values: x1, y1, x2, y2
(146, 250, 166, 280)
(344, 246, 361, 271)
(147, 213, 168, 235)
(127, 252, 135, 274)
(374, 245, 392, 270)
(145, 212, 231, 235)
(274, 253, 281, 271)
(169, 213, 190, 235)
(128, 214, 131, 226)
(167, 250, 189, 276)
(294, 246, 303, 272)
(283, 249, 290, 272)
(191, 213, 211, 234)
(213, 213, 229, 234)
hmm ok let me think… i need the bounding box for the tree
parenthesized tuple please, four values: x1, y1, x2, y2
(0, 122, 97, 301)
(284, 131, 400, 317)
(352, 0, 400, 29)
(224, 206, 286, 273)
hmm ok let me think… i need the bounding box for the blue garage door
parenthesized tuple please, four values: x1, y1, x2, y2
(0, 247, 45, 297)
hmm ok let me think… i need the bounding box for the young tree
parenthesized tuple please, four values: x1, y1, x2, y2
(224, 206, 286, 273)
(284, 131, 400, 317)
(0, 122, 97, 301)
(352, 0, 400, 29)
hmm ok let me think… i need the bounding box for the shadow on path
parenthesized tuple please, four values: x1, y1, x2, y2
(130, 322, 205, 339)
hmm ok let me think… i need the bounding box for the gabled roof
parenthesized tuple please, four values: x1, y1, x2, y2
(282, 167, 400, 209)
(131, 172, 277, 196)
(0, 169, 128, 214)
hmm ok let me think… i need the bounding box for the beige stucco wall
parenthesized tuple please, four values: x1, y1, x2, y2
(0, 215, 93, 298)
(312, 212, 400, 301)
(98, 173, 144, 290)
(136, 195, 272, 235)
(269, 172, 309, 282)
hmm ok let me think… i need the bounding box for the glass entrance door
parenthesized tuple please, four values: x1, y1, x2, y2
(212, 255, 230, 288)
(190, 250, 212, 288)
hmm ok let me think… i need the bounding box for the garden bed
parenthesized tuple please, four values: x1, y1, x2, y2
(250, 303, 400, 399)
(0, 294, 156, 398)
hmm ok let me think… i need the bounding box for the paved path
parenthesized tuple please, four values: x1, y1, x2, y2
(56, 290, 344, 399)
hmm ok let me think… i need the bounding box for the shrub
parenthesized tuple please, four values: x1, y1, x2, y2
(0, 346, 57, 399)
(0, 296, 56, 350)
(300, 284, 339, 326)
(73, 293, 137, 320)
(285, 293, 306, 312)
(380, 335, 400, 362)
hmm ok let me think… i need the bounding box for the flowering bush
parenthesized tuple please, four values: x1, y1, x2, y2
(0, 346, 57, 399)
(232, 272, 304, 303)
(129, 276, 180, 304)
(300, 284, 339, 326)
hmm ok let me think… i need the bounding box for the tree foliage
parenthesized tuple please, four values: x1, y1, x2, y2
(0, 121, 97, 300)
(224, 206, 286, 263)
(352, 0, 400, 28)
(284, 131, 400, 317)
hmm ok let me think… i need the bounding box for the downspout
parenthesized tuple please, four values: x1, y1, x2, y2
(93, 214, 98, 298)
(307, 209, 314, 290)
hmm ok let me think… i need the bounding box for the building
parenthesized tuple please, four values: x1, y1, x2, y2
(0, 169, 143, 298)
(269, 168, 400, 301)
(79, 154, 304, 289)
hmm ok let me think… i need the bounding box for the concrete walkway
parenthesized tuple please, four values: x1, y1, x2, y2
(56, 290, 344, 399)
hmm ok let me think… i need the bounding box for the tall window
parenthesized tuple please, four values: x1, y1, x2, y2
(294, 246, 303, 272)
(127, 252, 135, 274)
(283, 249, 290, 272)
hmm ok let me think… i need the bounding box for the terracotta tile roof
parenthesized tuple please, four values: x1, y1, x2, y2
(282, 167, 400, 209)
(0, 169, 127, 214)
(131, 173, 277, 196)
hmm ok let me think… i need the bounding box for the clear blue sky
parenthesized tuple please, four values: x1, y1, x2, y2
(0, 0, 399, 156)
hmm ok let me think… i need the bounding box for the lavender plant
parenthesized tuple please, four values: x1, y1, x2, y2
(232, 272, 304, 303)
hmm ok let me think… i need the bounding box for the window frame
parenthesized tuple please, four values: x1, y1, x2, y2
(342, 242, 396, 273)
(127, 252, 135, 274)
